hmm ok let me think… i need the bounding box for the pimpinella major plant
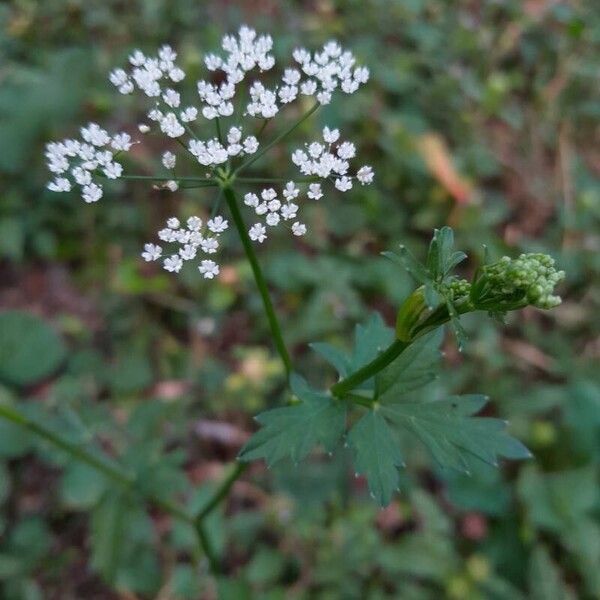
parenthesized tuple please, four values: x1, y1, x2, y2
(0, 25, 564, 576)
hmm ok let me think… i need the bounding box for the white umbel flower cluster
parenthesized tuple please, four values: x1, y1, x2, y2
(45, 123, 133, 202)
(45, 25, 374, 282)
(244, 183, 306, 244)
(142, 215, 229, 279)
(291, 41, 370, 106)
(188, 126, 259, 167)
(291, 127, 374, 193)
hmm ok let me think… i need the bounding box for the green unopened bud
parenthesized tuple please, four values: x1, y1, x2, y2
(471, 253, 564, 311)
(396, 286, 433, 341)
(396, 280, 473, 341)
(440, 278, 471, 302)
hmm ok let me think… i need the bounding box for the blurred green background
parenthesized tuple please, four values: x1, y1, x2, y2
(1, 0, 599, 598)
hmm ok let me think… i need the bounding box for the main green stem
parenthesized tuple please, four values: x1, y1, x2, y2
(223, 185, 293, 377)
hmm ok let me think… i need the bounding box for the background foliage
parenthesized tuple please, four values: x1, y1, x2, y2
(1, 0, 599, 598)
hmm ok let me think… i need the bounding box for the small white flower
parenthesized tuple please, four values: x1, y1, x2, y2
(103, 162, 123, 179)
(180, 107, 198, 122)
(337, 141, 356, 159)
(167, 217, 180, 229)
(282, 68, 301, 85)
(142, 243, 162, 261)
(261, 188, 277, 201)
(280, 203, 298, 220)
(300, 80, 317, 96)
(163, 88, 181, 108)
(357, 165, 374, 185)
(249, 223, 267, 243)
(283, 181, 299, 200)
(292, 222, 307, 236)
(243, 136, 259, 154)
(335, 176, 353, 192)
(323, 126, 340, 144)
(201, 237, 219, 254)
(278, 85, 298, 104)
(255, 202, 268, 216)
(207, 216, 229, 233)
(165, 180, 179, 191)
(307, 183, 323, 200)
(129, 49, 146, 66)
(160, 113, 185, 138)
(316, 91, 332, 105)
(266, 212, 280, 226)
(179, 244, 197, 260)
(112, 133, 133, 151)
(244, 192, 259, 208)
(162, 151, 176, 169)
(205, 54, 222, 71)
(158, 228, 177, 242)
(268, 199, 281, 212)
(138, 123, 151, 133)
(164, 254, 183, 273)
(199, 260, 220, 279)
(81, 123, 110, 147)
(109, 68, 129, 87)
(187, 216, 202, 231)
(82, 183, 103, 203)
(308, 142, 324, 158)
(227, 127, 242, 144)
(72, 167, 92, 186)
(47, 177, 71, 192)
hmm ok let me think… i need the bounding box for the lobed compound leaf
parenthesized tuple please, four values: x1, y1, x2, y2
(238, 374, 346, 467)
(382, 395, 531, 473)
(377, 329, 443, 399)
(427, 227, 467, 280)
(311, 312, 394, 388)
(351, 312, 395, 373)
(309, 342, 352, 378)
(383, 247, 431, 286)
(347, 409, 404, 506)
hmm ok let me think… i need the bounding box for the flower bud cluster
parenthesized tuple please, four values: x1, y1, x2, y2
(440, 278, 471, 303)
(472, 253, 564, 310)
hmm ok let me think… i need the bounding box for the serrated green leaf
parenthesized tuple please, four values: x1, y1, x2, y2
(347, 410, 404, 506)
(382, 396, 531, 473)
(310, 313, 393, 388)
(377, 329, 442, 400)
(239, 374, 346, 467)
(446, 300, 468, 351)
(351, 313, 394, 373)
(428, 227, 464, 280)
(383, 247, 431, 286)
(309, 342, 351, 378)
(446, 250, 467, 273)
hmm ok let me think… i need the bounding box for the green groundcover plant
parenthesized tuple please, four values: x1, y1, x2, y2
(1, 25, 564, 582)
